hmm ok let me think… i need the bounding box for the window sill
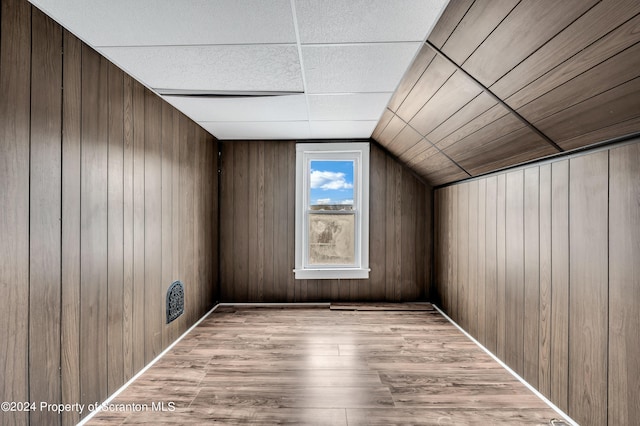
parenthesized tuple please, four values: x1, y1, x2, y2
(293, 268, 370, 280)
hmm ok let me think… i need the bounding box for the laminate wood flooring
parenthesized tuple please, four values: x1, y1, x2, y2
(87, 307, 563, 425)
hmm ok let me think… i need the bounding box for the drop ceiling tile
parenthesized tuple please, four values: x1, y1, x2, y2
(295, 0, 448, 43)
(99, 45, 303, 92)
(30, 0, 296, 46)
(309, 121, 378, 139)
(303, 43, 420, 93)
(307, 93, 392, 121)
(163, 95, 308, 122)
(200, 121, 311, 140)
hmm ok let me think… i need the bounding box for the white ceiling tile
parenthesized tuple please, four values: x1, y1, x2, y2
(201, 121, 311, 140)
(30, 0, 296, 46)
(28, 0, 443, 142)
(307, 93, 392, 121)
(302, 43, 420, 93)
(163, 95, 308, 122)
(99, 45, 303, 92)
(309, 121, 378, 139)
(295, 0, 449, 43)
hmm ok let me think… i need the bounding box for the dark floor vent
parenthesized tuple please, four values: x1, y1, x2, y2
(166, 281, 184, 324)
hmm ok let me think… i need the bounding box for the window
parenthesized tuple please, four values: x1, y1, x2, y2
(294, 142, 369, 279)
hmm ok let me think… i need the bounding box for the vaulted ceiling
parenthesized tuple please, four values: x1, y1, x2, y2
(373, 0, 640, 185)
(29, 0, 640, 186)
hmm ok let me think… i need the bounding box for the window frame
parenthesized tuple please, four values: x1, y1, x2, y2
(294, 142, 370, 280)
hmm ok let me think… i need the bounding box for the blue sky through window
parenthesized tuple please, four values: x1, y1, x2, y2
(310, 160, 354, 206)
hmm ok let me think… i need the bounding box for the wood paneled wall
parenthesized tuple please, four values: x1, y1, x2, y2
(0, 1, 218, 424)
(219, 141, 431, 302)
(434, 139, 640, 426)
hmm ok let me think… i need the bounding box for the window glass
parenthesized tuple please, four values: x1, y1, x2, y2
(309, 160, 354, 210)
(308, 213, 355, 265)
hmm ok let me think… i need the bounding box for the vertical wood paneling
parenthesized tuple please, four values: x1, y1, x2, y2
(219, 141, 430, 303)
(205, 133, 216, 309)
(181, 118, 196, 322)
(457, 183, 469, 329)
(195, 127, 208, 315)
(122, 75, 134, 381)
(272, 142, 286, 300)
(385, 157, 400, 300)
(569, 151, 608, 426)
(208, 135, 219, 305)
(286, 143, 296, 303)
(248, 142, 260, 301)
(434, 189, 443, 307)
(1, 12, 218, 422)
(160, 101, 174, 349)
(417, 181, 428, 301)
(449, 185, 458, 321)
(262, 142, 275, 301)
(435, 141, 640, 426)
(523, 167, 540, 387)
(476, 179, 486, 345)
(61, 28, 82, 426)
(369, 145, 386, 301)
(28, 8, 62, 425)
(538, 164, 552, 397)
(219, 138, 234, 301)
(169, 110, 183, 338)
(0, 0, 30, 423)
(193, 126, 203, 314)
(550, 160, 569, 412)
(495, 174, 506, 360)
(467, 181, 478, 338)
(484, 176, 497, 353)
(106, 61, 124, 395)
(144, 89, 162, 362)
(80, 45, 109, 406)
(272, 142, 287, 300)
(234, 141, 250, 301)
(608, 143, 640, 426)
(131, 80, 145, 373)
(401, 169, 417, 301)
(256, 142, 265, 301)
(393, 159, 403, 302)
(442, 186, 452, 312)
(505, 171, 524, 375)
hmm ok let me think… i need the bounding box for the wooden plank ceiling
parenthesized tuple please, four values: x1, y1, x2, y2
(372, 0, 640, 186)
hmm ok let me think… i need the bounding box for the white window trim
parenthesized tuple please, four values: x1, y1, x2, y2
(294, 142, 370, 280)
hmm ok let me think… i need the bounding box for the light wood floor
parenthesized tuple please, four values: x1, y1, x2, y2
(88, 306, 562, 425)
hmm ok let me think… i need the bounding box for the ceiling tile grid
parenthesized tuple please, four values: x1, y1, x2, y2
(200, 121, 311, 140)
(295, 0, 448, 44)
(163, 95, 309, 122)
(301, 43, 422, 94)
(307, 93, 392, 121)
(28, 0, 298, 46)
(30, 0, 449, 141)
(29, 0, 640, 185)
(99, 45, 304, 92)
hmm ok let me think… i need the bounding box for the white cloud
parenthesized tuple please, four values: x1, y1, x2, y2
(310, 170, 353, 190)
(339, 199, 353, 205)
(316, 198, 331, 205)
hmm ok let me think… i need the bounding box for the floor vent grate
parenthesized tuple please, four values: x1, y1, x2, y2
(166, 281, 184, 324)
